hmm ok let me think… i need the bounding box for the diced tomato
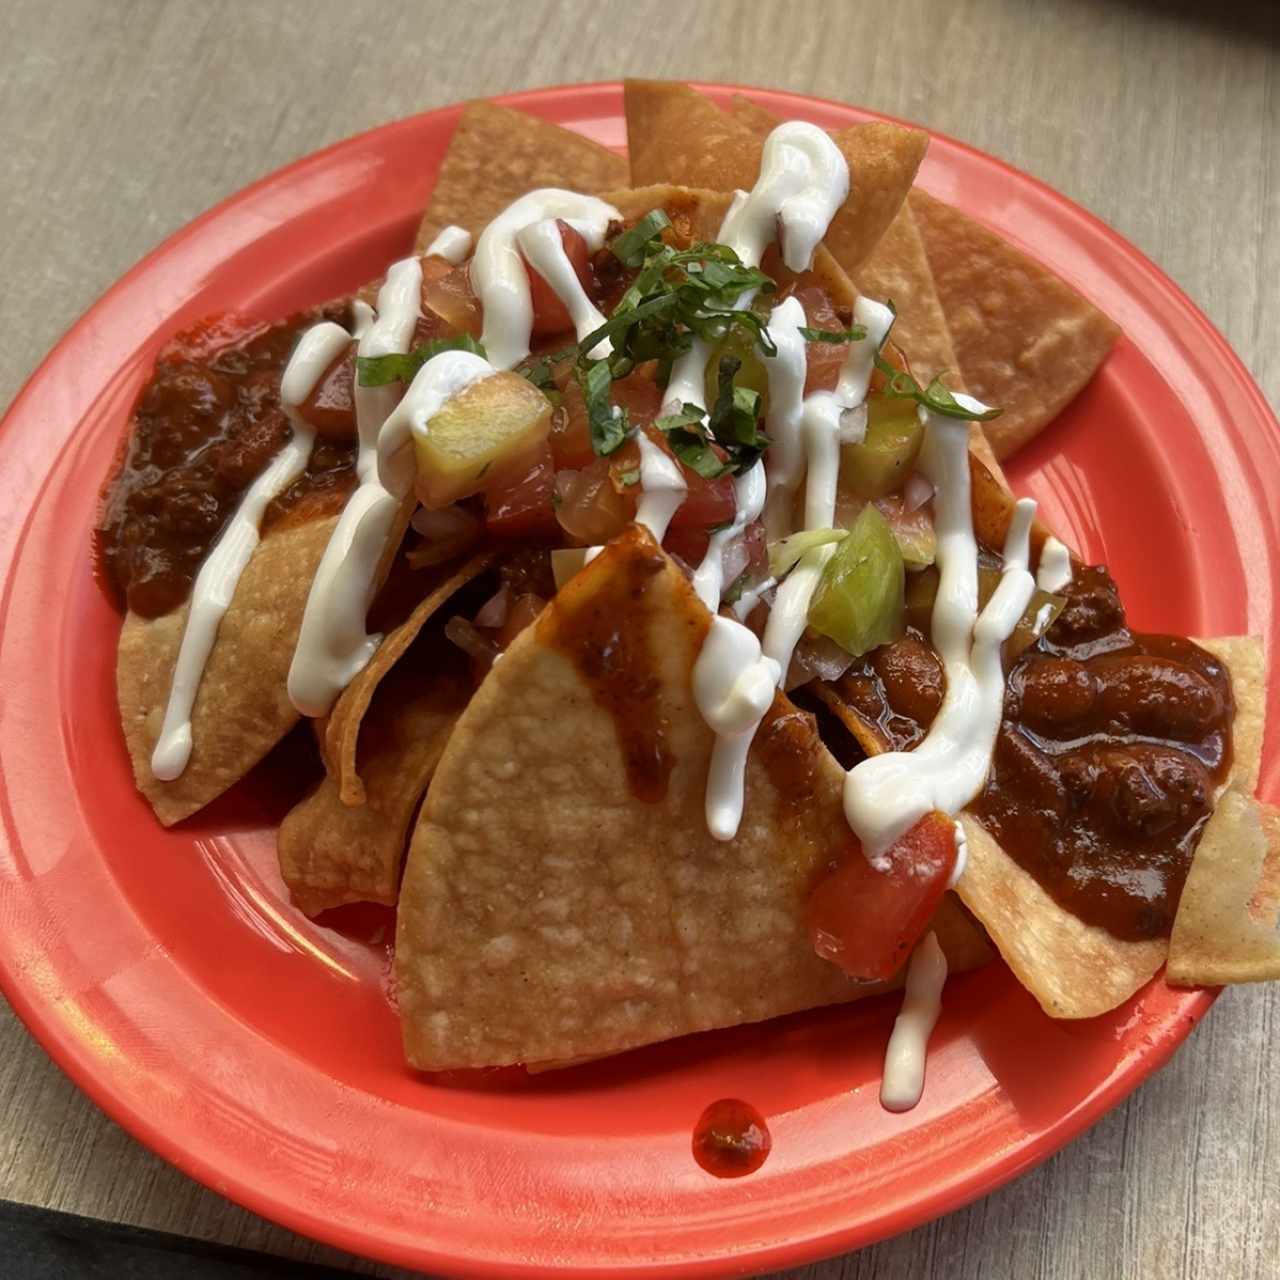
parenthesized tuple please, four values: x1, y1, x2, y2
(483, 443, 559, 538)
(526, 221, 592, 338)
(662, 524, 711, 565)
(555, 455, 637, 544)
(423, 263, 482, 336)
(297, 345, 356, 439)
(806, 812, 957, 981)
(793, 285, 851, 394)
(611, 369, 661, 429)
(548, 377, 594, 470)
(668, 469, 736, 531)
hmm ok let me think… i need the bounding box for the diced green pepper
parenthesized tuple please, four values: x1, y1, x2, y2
(840, 396, 924, 500)
(808, 503, 906, 658)
(703, 328, 770, 410)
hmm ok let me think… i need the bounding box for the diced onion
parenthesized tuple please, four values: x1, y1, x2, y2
(720, 533, 751, 593)
(767, 528, 846, 580)
(444, 616, 500, 666)
(786, 631, 857, 691)
(474, 583, 511, 629)
(903, 472, 935, 514)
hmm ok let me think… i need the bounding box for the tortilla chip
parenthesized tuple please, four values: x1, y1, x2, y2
(624, 83, 926, 282)
(726, 96, 958, 383)
(395, 527, 986, 1070)
(279, 637, 469, 916)
(1167, 793, 1280, 986)
(626, 82, 926, 278)
(118, 516, 340, 826)
(625, 80, 768, 199)
(909, 188, 1121, 460)
(1198, 635, 1265, 794)
(603, 184, 857, 311)
(416, 102, 627, 252)
(957, 815, 1168, 1017)
(322, 550, 498, 808)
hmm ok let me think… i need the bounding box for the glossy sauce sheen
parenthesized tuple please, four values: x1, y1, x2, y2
(691, 1098, 772, 1178)
(97, 310, 357, 617)
(543, 544, 706, 802)
(839, 565, 1233, 939)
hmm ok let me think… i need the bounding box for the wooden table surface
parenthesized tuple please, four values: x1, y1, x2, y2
(2, 1, 1277, 1277)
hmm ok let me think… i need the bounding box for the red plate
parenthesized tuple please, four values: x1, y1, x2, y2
(0, 83, 1275, 1278)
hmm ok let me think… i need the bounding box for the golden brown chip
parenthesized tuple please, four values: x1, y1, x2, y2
(416, 101, 627, 251)
(626, 83, 926, 278)
(625, 80, 766, 198)
(279, 638, 470, 917)
(957, 816, 1168, 1018)
(322, 549, 498, 808)
(1198, 635, 1265, 793)
(727, 95, 957, 381)
(909, 188, 1121, 460)
(118, 516, 340, 826)
(602, 184, 856, 310)
(395, 527, 987, 1070)
(1168, 793, 1280, 986)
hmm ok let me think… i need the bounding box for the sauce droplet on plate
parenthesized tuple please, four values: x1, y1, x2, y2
(691, 1098, 771, 1178)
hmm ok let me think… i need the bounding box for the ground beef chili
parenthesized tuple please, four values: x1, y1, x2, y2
(831, 563, 1233, 941)
(96, 307, 358, 618)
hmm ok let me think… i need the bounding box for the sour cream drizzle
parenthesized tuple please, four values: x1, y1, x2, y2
(761, 296, 895, 685)
(423, 224, 473, 265)
(843, 410, 1038, 859)
(880, 931, 947, 1112)
(664, 122, 848, 416)
(516, 219, 612, 358)
(692, 619, 781, 840)
(668, 125, 854, 837)
(149, 321, 351, 780)
(1037, 534, 1073, 593)
(287, 256, 426, 716)
(472, 190, 620, 370)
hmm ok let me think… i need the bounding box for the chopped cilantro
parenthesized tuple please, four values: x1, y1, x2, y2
(356, 334, 486, 386)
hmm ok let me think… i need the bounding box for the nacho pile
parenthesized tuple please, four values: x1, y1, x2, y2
(97, 81, 1275, 1106)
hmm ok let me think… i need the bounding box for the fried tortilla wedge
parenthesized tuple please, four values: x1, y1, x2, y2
(625, 80, 926, 277)
(1167, 636, 1278, 986)
(321, 549, 498, 808)
(727, 95, 960, 385)
(395, 526, 989, 1071)
(1168, 793, 1280, 986)
(416, 101, 627, 252)
(908, 188, 1121, 461)
(118, 515, 340, 826)
(958, 815, 1168, 1017)
(603, 184, 857, 310)
(279, 634, 470, 917)
(118, 487, 415, 826)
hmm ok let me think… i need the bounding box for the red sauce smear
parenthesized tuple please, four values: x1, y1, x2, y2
(543, 532, 704, 802)
(692, 1099, 771, 1178)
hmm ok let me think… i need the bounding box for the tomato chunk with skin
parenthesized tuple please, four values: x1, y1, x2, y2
(526, 221, 592, 338)
(807, 812, 958, 981)
(483, 443, 559, 538)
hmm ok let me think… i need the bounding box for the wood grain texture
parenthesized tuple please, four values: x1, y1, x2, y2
(0, 0, 1276, 1277)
